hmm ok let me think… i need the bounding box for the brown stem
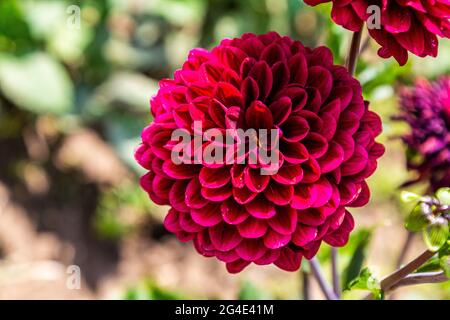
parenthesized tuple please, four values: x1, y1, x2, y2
(388, 272, 448, 292)
(309, 258, 339, 300)
(346, 30, 363, 76)
(364, 250, 436, 299)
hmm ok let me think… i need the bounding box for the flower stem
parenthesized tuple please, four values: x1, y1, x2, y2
(388, 271, 448, 291)
(346, 30, 363, 76)
(302, 271, 310, 300)
(309, 258, 339, 300)
(331, 247, 341, 298)
(364, 250, 436, 299)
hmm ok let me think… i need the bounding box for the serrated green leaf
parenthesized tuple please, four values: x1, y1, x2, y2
(346, 267, 383, 299)
(405, 202, 432, 232)
(423, 219, 449, 251)
(436, 187, 450, 206)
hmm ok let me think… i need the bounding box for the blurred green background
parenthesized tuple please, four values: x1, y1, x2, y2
(0, 0, 449, 299)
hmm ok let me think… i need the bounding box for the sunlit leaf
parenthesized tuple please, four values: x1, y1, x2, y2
(423, 218, 449, 252)
(436, 187, 450, 206)
(405, 202, 432, 232)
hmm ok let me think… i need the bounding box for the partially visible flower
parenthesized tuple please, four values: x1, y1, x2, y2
(304, 0, 450, 66)
(136, 32, 384, 273)
(397, 76, 450, 191)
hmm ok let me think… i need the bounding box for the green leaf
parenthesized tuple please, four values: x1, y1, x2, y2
(436, 187, 450, 206)
(342, 229, 372, 289)
(416, 256, 442, 273)
(423, 218, 449, 252)
(405, 202, 432, 232)
(346, 268, 383, 300)
(400, 191, 421, 203)
(0, 52, 74, 114)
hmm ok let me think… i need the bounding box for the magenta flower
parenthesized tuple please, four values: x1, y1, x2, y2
(304, 0, 450, 66)
(135, 32, 384, 273)
(397, 76, 450, 191)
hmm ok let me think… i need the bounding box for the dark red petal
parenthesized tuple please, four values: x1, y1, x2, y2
(264, 181, 294, 205)
(245, 195, 276, 219)
(292, 224, 318, 247)
(209, 223, 242, 251)
(164, 209, 182, 233)
(226, 259, 251, 273)
(274, 247, 302, 271)
(269, 97, 292, 126)
(244, 167, 270, 193)
(237, 217, 268, 238)
(263, 230, 291, 249)
(272, 164, 303, 185)
(245, 101, 274, 130)
(199, 166, 231, 188)
(235, 239, 267, 261)
(268, 206, 297, 235)
(186, 178, 208, 209)
(191, 203, 222, 227)
(221, 199, 250, 225)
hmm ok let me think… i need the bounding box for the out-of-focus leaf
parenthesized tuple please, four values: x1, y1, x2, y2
(346, 268, 383, 300)
(405, 202, 432, 232)
(400, 191, 421, 203)
(0, 52, 74, 114)
(423, 218, 449, 252)
(124, 280, 182, 300)
(436, 187, 450, 206)
(416, 256, 442, 273)
(341, 229, 372, 289)
(238, 282, 271, 300)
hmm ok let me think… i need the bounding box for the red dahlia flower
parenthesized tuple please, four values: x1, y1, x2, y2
(397, 76, 450, 191)
(135, 32, 384, 273)
(304, 0, 450, 66)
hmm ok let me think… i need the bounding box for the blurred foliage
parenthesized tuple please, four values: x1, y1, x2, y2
(124, 280, 183, 300)
(0, 0, 449, 300)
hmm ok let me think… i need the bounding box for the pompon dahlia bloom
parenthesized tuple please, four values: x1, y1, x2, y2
(397, 76, 450, 191)
(304, 0, 450, 66)
(135, 32, 385, 273)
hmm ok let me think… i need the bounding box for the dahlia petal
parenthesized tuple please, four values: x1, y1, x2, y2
(245, 195, 276, 219)
(163, 161, 199, 179)
(348, 181, 370, 207)
(383, 3, 412, 33)
(302, 133, 328, 158)
(244, 167, 270, 193)
(292, 224, 318, 247)
(179, 212, 204, 232)
(230, 164, 246, 188)
(217, 250, 240, 263)
(310, 177, 333, 207)
(237, 218, 268, 238)
(274, 247, 302, 272)
(164, 209, 182, 233)
(324, 211, 354, 247)
(341, 145, 369, 176)
(236, 239, 267, 261)
(264, 181, 294, 205)
(245, 101, 274, 130)
(307, 66, 333, 102)
(268, 206, 297, 235)
(209, 99, 227, 128)
(199, 166, 231, 188)
(209, 223, 242, 251)
(334, 130, 355, 162)
(271, 61, 290, 94)
(263, 229, 291, 249)
(241, 76, 260, 107)
(186, 178, 208, 209)
(201, 184, 232, 201)
(261, 43, 286, 66)
(169, 180, 190, 212)
(269, 97, 292, 126)
(297, 208, 327, 226)
(254, 249, 281, 265)
(288, 53, 308, 86)
(281, 141, 309, 164)
(272, 164, 304, 185)
(248, 61, 273, 100)
(215, 82, 244, 107)
(281, 116, 310, 142)
(317, 141, 345, 173)
(191, 203, 222, 227)
(233, 185, 258, 204)
(301, 158, 322, 183)
(221, 199, 250, 225)
(226, 259, 251, 273)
